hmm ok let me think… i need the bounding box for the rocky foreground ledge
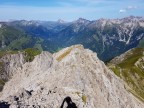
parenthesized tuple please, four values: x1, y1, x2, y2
(0, 45, 143, 108)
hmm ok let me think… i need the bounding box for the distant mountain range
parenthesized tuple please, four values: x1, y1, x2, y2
(0, 16, 144, 61)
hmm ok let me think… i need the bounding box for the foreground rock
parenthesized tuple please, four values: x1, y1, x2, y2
(0, 45, 143, 108)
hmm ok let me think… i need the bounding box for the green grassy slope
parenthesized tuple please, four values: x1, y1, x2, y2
(0, 24, 44, 51)
(138, 38, 144, 47)
(108, 48, 144, 101)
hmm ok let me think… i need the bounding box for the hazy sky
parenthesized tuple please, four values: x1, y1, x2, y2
(0, 0, 144, 21)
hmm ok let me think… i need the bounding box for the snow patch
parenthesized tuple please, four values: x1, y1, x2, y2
(140, 22, 144, 27)
(101, 20, 107, 27)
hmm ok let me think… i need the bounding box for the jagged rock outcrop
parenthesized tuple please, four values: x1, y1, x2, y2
(0, 52, 25, 80)
(0, 45, 144, 108)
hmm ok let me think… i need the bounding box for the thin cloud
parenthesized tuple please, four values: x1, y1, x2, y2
(0, 5, 99, 20)
(119, 5, 138, 13)
(119, 9, 126, 13)
(0, 0, 143, 21)
(0, 5, 97, 14)
(57, 2, 74, 7)
(69, 0, 111, 6)
(127, 6, 137, 10)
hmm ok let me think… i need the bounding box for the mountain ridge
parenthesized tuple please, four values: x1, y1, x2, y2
(0, 45, 144, 107)
(0, 16, 144, 61)
(108, 47, 144, 101)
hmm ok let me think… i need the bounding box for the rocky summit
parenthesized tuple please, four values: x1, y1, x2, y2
(0, 45, 143, 108)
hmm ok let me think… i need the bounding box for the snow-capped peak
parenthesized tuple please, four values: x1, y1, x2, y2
(19, 20, 39, 26)
(57, 19, 65, 23)
(76, 18, 90, 24)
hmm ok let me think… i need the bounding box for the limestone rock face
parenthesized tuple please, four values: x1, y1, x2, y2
(0, 53, 25, 80)
(0, 45, 144, 108)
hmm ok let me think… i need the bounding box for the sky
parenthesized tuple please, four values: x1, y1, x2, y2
(0, 0, 144, 21)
